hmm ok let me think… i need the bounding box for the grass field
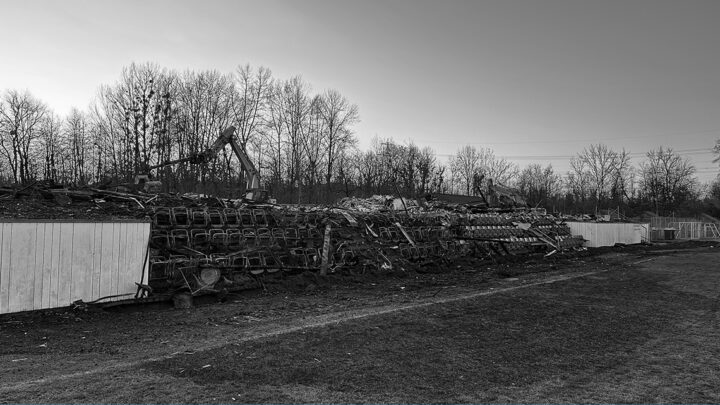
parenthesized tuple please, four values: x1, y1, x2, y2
(2, 245, 719, 403)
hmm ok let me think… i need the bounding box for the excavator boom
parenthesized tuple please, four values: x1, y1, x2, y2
(138, 126, 267, 201)
(227, 136, 260, 190)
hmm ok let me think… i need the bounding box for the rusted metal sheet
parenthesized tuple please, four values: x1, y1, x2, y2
(0, 221, 150, 314)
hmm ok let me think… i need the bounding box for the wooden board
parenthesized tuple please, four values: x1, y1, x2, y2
(0, 221, 150, 314)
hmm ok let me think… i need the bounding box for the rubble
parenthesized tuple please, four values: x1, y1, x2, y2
(0, 183, 585, 298)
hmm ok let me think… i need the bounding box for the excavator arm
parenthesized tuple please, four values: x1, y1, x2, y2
(227, 136, 260, 191)
(148, 127, 237, 170)
(139, 126, 267, 201)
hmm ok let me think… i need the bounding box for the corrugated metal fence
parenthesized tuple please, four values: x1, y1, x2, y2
(0, 221, 150, 314)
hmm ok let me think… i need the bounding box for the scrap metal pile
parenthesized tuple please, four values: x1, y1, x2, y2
(145, 195, 585, 295)
(0, 184, 585, 296)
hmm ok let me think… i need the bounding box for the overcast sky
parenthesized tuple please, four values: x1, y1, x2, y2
(1, 0, 719, 182)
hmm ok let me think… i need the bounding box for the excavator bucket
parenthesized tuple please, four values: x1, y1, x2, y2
(133, 174, 162, 193)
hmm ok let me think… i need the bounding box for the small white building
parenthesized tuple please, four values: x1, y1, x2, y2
(565, 222, 649, 248)
(0, 220, 150, 314)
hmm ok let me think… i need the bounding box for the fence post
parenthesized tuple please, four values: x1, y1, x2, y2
(320, 224, 332, 276)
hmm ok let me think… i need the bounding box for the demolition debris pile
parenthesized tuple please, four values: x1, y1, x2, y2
(0, 184, 585, 296)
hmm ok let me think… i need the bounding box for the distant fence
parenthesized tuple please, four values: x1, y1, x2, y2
(649, 216, 720, 240)
(0, 221, 150, 315)
(674, 222, 720, 239)
(650, 216, 699, 230)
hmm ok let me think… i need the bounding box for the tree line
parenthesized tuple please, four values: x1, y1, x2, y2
(0, 62, 718, 217)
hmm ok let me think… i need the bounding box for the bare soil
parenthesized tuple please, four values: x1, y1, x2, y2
(1, 240, 718, 403)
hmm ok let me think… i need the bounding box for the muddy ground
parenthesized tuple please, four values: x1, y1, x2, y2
(0, 240, 718, 403)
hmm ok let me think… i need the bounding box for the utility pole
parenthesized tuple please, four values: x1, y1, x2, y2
(381, 141, 394, 195)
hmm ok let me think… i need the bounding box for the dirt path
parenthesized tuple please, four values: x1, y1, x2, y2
(4, 244, 716, 403)
(1, 263, 623, 394)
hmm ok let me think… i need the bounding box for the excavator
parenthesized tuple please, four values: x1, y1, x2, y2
(485, 178, 527, 208)
(134, 126, 270, 202)
(472, 173, 527, 208)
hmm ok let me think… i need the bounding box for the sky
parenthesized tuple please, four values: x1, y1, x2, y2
(1, 0, 719, 183)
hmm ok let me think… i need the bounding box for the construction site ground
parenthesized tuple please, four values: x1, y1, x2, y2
(1, 240, 719, 403)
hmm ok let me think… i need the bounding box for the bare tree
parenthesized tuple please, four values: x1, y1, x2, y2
(91, 62, 175, 181)
(232, 64, 272, 147)
(263, 85, 287, 195)
(0, 90, 47, 183)
(569, 144, 630, 210)
(89, 87, 123, 181)
(300, 95, 326, 201)
(567, 157, 590, 204)
(639, 147, 698, 215)
(708, 177, 720, 211)
(345, 148, 381, 196)
(270, 76, 311, 201)
(610, 149, 634, 203)
(517, 163, 561, 207)
(450, 145, 481, 195)
(477, 147, 518, 185)
(172, 69, 234, 192)
(317, 89, 359, 196)
(415, 146, 441, 195)
(37, 113, 63, 183)
(375, 138, 407, 195)
(65, 108, 92, 185)
(450, 145, 519, 196)
(397, 143, 420, 195)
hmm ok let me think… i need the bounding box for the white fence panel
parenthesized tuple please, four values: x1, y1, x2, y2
(0, 221, 150, 314)
(566, 222, 649, 248)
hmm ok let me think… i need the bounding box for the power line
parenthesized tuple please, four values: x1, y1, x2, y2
(433, 147, 715, 160)
(417, 129, 720, 146)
